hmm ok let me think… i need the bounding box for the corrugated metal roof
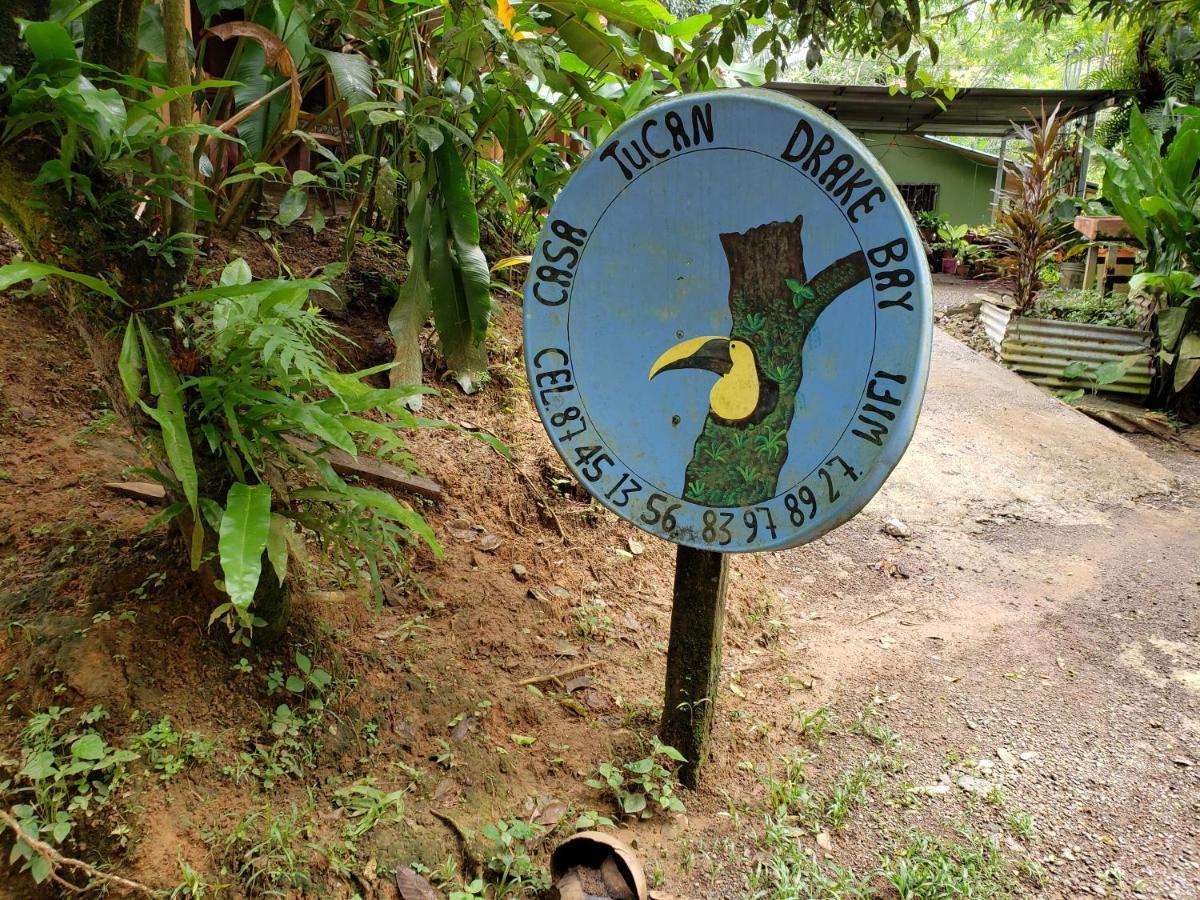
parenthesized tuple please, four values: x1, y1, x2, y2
(762, 84, 1131, 138)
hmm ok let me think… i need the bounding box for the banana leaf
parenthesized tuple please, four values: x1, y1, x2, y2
(218, 482, 273, 619)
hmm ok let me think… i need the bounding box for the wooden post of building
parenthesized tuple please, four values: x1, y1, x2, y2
(1076, 111, 1096, 198)
(659, 545, 729, 788)
(991, 137, 1008, 219)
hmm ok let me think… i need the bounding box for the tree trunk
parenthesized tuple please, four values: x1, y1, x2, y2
(682, 216, 868, 507)
(161, 0, 195, 243)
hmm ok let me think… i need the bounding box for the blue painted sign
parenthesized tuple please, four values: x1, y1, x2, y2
(524, 89, 931, 553)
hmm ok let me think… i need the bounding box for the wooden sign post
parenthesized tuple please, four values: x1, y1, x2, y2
(660, 545, 728, 786)
(524, 90, 932, 785)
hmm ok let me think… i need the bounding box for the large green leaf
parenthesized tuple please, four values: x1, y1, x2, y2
(19, 19, 78, 71)
(265, 513, 291, 586)
(427, 136, 493, 392)
(316, 48, 376, 109)
(277, 187, 307, 227)
(389, 186, 433, 406)
(218, 482, 273, 617)
(540, 10, 629, 74)
(136, 319, 198, 523)
(230, 45, 274, 159)
(0, 261, 124, 305)
(117, 317, 145, 404)
(74, 75, 126, 147)
(1180, 332, 1200, 360)
(668, 13, 713, 40)
(1174, 355, 1200, 393)
(342, 485, 441, 558)
(433, 135, 492, 344)
(541, 0, 674, 32)
(1156, 307, 1188, 352)
(1164, 119, 1200, 193)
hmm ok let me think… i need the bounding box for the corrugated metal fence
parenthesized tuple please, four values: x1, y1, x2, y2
(981, 302, 1153, 397)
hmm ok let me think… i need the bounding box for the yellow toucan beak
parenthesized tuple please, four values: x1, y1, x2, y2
(648, 336, 732, 380)
(650, 336, 765, 424)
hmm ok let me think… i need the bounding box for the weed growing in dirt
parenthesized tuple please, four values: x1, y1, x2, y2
(2, 705, 138, 886)
(796, 705, 833, 745)
(476, 817, 551, 898)
(764, 753, 818, 820)
(745, 592, 786, 648)
(1006, 809, 1036, 840)
(224, 650, 337, 789)
(880, 827, 1020, 899)
(217, 803, 315, 895)
(764, 749, 899, 834)
(130, 715, 214, 780)
(823, 760, 881, 829)
(332, 778, 405, 839)
(74, 410, 118, 444)
(585, 737, 687, 819)
(573, 807, 616, 830)
(449, 878, 487, 899)
(170, 859, 223, 898)
(573, 599, 614, 641)
(850, 709, 900, 751)
(748, 813, 869, 899)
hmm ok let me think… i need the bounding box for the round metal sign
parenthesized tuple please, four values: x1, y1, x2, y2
(524, 89, 931, 552)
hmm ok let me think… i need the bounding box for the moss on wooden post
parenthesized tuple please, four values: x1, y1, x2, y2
(659, 545, 729, 788)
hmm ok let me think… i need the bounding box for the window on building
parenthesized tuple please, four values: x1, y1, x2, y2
(896, 182, 938, 214)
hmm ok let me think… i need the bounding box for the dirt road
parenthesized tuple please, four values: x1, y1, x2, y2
(721, 329, 1200, 897)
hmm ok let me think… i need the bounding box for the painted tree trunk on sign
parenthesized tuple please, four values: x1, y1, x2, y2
(682, 216, 869, 507)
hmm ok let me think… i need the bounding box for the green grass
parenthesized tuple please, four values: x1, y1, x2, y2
(747, 813, 869, 898)
(880, 828, 1020, 899)
(796, 705, 833, 745)
(747, 705, 1038, 899)
(216, 804, 315, 895)
(1005, 809, 1035, 841)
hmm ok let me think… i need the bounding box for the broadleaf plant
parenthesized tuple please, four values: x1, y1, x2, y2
(1092, 103, 1200, 414)
(1, 259, 443, 642)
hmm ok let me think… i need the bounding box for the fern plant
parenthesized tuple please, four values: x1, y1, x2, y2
(1, 259, 443, 642)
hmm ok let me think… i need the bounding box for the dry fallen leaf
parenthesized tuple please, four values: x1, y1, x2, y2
(395, 866, 438, 900)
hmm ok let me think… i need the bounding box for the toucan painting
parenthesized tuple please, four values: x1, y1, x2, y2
(648, 215, 868, 508)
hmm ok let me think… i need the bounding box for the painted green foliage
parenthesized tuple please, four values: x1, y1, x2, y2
(683, 217, 868, 507)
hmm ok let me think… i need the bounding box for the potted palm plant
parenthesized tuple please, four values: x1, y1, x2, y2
(934, 223, 970, 275)
(981, 104, 1152, 397)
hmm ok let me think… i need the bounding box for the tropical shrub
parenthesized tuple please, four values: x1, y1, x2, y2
(933, 223, 970, 261)
(1090, 104, 1200, 275)
(1080, 0, 1200, 148)
(1129, 270, 1200, 412)
(0, 259, 442, 642)
(992, 103, 1084, 314)
(1091, 104, 1200, 414)
(1033, 287, 1140, 329)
